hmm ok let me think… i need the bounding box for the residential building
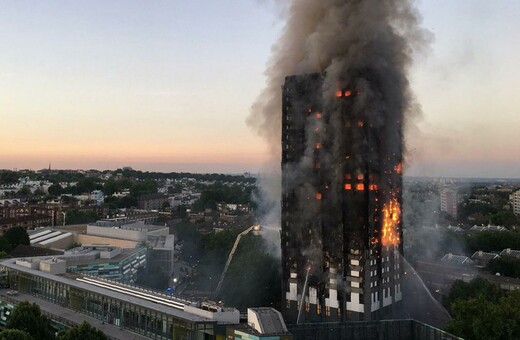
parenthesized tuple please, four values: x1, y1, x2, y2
(510, 190, 520, 215)
(281, 74, 403, 323)
(440, 187, 458, 219)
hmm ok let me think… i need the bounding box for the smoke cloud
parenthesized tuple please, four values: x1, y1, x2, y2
(248, 0, 430, 254)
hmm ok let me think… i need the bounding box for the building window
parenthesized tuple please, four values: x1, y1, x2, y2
(325, 306, 330, 316)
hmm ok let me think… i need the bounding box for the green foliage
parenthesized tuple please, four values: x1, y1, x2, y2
(43, 170, 85, 183)
(0, 237, 12, 253)
(489, 211, 519, 228)
(104, 195, 136, 209)
(72, 178, 102, 195)
(192, 185, 252, 212)
(168, 184, 183, 194)
(32, 188, 45, 197)
(487, 257, 520, 278)
(445, 290, 520, 340)
(0, 329, 33, 340)
(130, 180, 158, 198)
(443, 277, 504, 310)
(174, 206, 188, 219)
(113, 169, 255, 184)
(65, 209, 99, 225)
(102, 179, 132, 196)
(0, 171, 19, 185)
(47, 184, 63, 197)
(15, 187, 31, 198)
(465, 231, 520, 253)
(6, 301, 54, 340)
(56, 321, 107, 340)
(173, 221, 204, 261)
(60, 195, 78, 205)
(3, 227, 30, 250)
(220, 235, 280, 310)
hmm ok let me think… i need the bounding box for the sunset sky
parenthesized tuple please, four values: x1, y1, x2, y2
(1, 0, 519, 177)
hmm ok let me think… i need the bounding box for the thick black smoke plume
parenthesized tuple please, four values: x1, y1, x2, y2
(248, 0, 429, 247)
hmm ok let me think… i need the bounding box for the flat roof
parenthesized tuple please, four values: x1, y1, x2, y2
(0, 258, 213, 324)
(66, 248, 145, 266)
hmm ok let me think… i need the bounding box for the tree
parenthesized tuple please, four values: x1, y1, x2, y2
(445, 291, 520, 340)
(56, 321, 107, 340)
(0, 237, 12, 253)
(65, 210, 99, 225)
(487, 257, 520, 278)
(0, 171, 19, 186)
(6, 301, 54, 340)
(443, 277, 504, 310)
(3, 227, 30, 251)
(220, 235, 280, 309)
(15, 187, 31, 199)
(490, 211, 519, 228)
(0, 329, 33, 340)
(47, 184, 63, 197)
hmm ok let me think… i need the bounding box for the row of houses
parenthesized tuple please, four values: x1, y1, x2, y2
(441, 248, 520, 267)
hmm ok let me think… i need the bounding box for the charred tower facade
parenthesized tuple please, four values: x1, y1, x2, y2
(281, 73, 404, 324)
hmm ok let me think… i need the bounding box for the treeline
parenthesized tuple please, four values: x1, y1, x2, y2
(2, 301, 106, 340)
(114, 168, 255, 184)
(2, 169, 255, 184)
(0, 170, 19, 186)
(192, 184, 255, 211)
(444, 278, 520, 340)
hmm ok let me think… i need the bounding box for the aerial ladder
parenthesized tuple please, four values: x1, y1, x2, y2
(214, 225, 260, 297)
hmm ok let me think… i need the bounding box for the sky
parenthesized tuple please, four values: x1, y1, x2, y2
(0, 0, 519, 177)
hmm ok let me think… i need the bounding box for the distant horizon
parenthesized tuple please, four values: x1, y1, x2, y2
(1, 164, 519, 181)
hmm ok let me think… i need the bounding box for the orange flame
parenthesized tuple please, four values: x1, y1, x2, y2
(336, 90, 343, 97)
(315, 143, 321, 149)
(382, 199, 401, 246)
(395, 163, 403, 174)
(315, 192, 322, 200)
(344, 90, 352, 97)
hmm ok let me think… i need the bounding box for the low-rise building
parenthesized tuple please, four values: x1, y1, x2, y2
(471, 251, 500, 266)
(440, 253, 473, 266)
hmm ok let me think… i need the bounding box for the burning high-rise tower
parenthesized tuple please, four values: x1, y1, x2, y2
(246, 0, 426, 326)
(281, 72, 404, 323)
